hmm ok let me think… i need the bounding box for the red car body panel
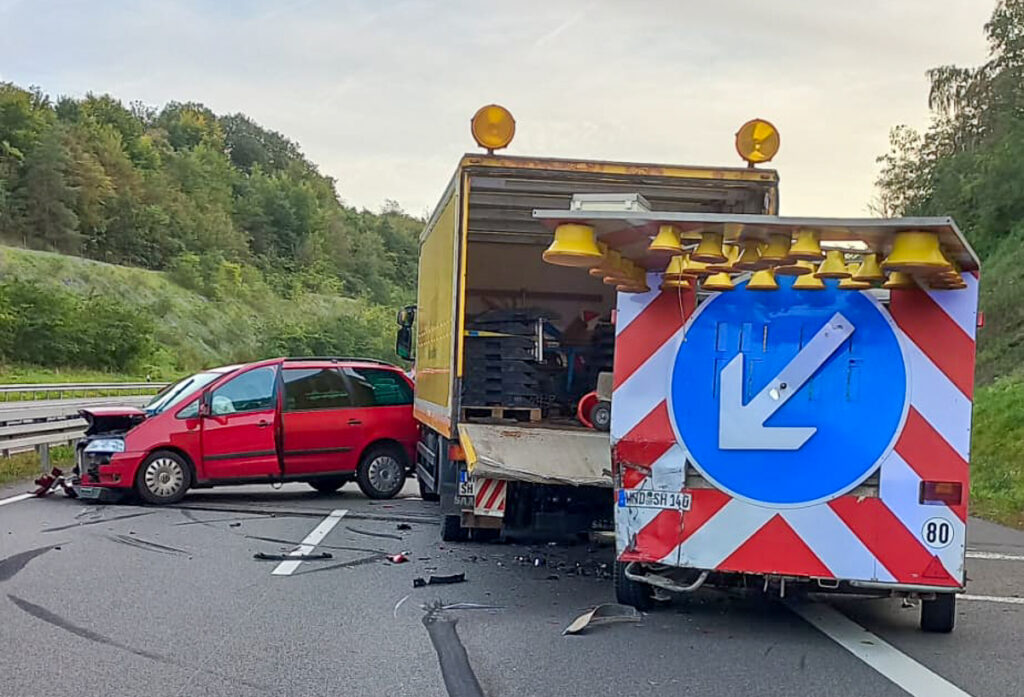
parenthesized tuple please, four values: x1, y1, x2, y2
(85, 358, 417, 490)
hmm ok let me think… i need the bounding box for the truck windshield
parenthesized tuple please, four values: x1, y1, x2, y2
(145, 372, 222, 415)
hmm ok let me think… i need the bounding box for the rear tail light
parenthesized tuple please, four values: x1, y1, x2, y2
(920, 481, 963, 506)
(448, 444, 466, 462)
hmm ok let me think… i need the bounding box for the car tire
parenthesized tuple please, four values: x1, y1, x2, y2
(441, 514, 467, 542)
(614, 561, 654, 611)
(920, 593, 956, 633)
(356, 444, 407, 499)
(418, 476, 440, 502)
(135, 450, 192, 505)
(590, 401, 611, 432)
(308, 477, 347, 494)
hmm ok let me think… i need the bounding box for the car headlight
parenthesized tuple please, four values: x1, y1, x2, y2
(84, 438, 126, 454)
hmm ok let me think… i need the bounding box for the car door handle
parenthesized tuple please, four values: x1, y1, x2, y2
(347, 419, 362, 426)
(257, 420, 271, 428)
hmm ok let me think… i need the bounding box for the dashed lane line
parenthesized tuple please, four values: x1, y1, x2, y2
(271, 509, 347, 576)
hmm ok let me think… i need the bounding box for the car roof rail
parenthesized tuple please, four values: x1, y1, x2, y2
(282, 356, 398, 367)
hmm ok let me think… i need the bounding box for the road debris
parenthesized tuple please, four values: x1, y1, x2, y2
(563, 603, 642, 636)
(345, 525, 402, 541)
(32, 468, 76, 498)
(413, 572, 468, 588)
(396, 523, 412, 531)
(388, 553, 409, 564)
(253, 551, 333, 561)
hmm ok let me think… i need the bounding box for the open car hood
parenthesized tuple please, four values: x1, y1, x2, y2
(79, 406, 147, 436)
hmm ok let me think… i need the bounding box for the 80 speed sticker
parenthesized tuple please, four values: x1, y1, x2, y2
(922, 517, 954, 549)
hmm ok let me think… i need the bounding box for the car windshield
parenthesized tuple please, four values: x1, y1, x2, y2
(145, 371, 222, 415)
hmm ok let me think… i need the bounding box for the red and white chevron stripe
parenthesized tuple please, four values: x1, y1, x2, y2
(474, 478, 507, 517)
(612, 273, 977, 588)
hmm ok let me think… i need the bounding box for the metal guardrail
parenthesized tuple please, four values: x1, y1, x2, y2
(0, 383, 168, 458)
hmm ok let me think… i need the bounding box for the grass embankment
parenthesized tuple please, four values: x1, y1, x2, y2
(970, 377, 1024, 527)
(0, 445, 73, 488)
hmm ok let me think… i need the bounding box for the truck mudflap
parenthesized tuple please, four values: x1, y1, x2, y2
(456, 423, 612, 488)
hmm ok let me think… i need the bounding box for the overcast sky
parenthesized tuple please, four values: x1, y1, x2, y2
(0, 0, 995, 218)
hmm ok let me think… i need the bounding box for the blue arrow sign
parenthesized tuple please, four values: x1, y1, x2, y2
(669, 276, 908, 506)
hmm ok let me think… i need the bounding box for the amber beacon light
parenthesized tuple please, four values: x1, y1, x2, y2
(735, 118, 780, 165)
(471, 104, 516, 152)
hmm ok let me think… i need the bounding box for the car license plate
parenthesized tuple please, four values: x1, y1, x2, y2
(458, 480, 476, 497)
(77, 486, 103, 500)
(618, 489, 691, 511)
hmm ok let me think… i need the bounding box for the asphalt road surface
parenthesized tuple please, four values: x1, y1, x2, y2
(1, 480, 1022, 697)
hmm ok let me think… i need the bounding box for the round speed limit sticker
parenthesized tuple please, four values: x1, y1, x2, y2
(921, 517, 954, 549)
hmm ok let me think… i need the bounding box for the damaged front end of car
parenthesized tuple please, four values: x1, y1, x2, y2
(74, 407, 147, 500)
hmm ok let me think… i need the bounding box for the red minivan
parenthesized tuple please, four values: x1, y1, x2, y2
(75, 357, 418, 504)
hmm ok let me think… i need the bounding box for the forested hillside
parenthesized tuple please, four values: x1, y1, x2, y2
(0, 82, 420, 374)
(874, 0, 1024, 522)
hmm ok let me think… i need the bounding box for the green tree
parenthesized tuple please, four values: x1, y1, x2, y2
(16, 127, 80, 252)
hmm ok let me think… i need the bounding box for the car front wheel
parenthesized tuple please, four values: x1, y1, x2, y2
(135, 450, 192, 505)
(356, 445, 406, 499)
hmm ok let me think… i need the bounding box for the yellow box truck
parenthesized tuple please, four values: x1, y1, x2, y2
(397, 106, 779, 541)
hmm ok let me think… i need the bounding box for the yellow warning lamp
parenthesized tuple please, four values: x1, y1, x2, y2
(648, 225, 685, 256)
(660, 276, 692, 291)
(543, 223, 604, 267)
(735, 118, 780, 166)
(602, 260, 635, 285)
(589, 248, 622, 279)
(760, 233, 792, 264)
(683, 256, 712, 278)
(702, 272, 735, 291)
(838, 264, 872, 290)
(470, 104, 516, 152)
(815, 250, 851, 279)
(664, 254, 688, 279)
(789, 229, 824, 262)
(882, 271, 917, 290)
(691, 231, 727, 264)
(852, 253, 884, 283)
(775, 259, 815, 277)
(793, 268, 826, 290)
(707, 244, 740, 273)
(617, 267, 650, 293)
(747, 268, 779, 290)
(881, 231, 953, 274)
(931, 277, 968, 290)
(734, 240, 766, 271)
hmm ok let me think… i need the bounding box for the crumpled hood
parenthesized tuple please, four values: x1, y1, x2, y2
(79, 406, 147, 436)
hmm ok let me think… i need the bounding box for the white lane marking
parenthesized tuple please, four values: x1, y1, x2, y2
(961, 594, 1024, 605)
(966, 550, 1024, 562)
(789, 601, 973, 697)
(0, 493, 34, 507)
(271, 509, 347, 576)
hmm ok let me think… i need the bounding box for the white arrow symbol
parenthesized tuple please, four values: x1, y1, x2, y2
(718, 312, 855, 450)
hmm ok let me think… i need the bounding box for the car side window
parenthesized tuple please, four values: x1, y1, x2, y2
(343, 368, 413, 407)
(177, 400, 199, 419)
(283, 368, 353, 411)
(210, 366, 277, 416)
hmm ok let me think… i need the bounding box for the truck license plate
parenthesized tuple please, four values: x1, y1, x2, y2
(458, 481, 476, 497)
(619, 489, 691, 511)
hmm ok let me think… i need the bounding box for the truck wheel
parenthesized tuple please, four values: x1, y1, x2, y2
(135, 450, 191, 505)
(590, 401, 611, 432)
(920, 593, 956, 633)
(614, 561, 653, 610)
(308, 477, 346, 494)
(356, 444, 406, 499)
(441, 514, 468, 542)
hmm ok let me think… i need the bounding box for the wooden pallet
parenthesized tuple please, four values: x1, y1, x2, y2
(460, 405, 542, 422)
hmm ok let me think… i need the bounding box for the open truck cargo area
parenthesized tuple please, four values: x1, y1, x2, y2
(406, 154, 778, 541)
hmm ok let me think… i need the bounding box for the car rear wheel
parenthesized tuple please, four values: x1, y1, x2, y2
(308, 477, 347, 494)
(135, 450, 191, 505)
(356, 444, 406, 499)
